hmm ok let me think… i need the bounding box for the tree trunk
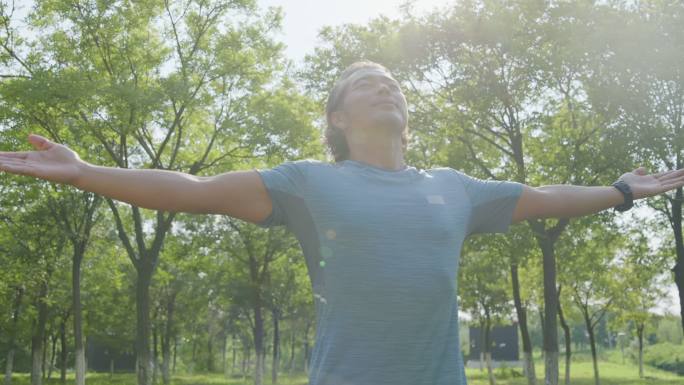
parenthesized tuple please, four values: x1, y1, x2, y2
(152, 325, 159, 385)
(582, 309, 600, 385)
(60, 316, 67, 385)
(242, 344, 247, 376)
(479, 319, 486, 372)
(222, 331, 228, 377)
(637, 323, 644, 378)
(484, 313, 496, 385)
(191, 335, 197, 371)
(4, 286, 23, 385)
(272, 309, 280, 385)
(233, 333, 238, 374)
(557, 289, 571, 385)
(162, 292, 175, 385)
(105, 200, 175, 385)
(537, 236, 559, 385)
(303, 321, 311, 375)
(3, 350, 14, 385)
(288, 329, 295, 373)
(207, 330, 214, 373)
(243, 345, 252, 375)
(47, 332, 58, 380)
(261, 349, 267, 383)
(670, 184, 684, 336)
(42, 331, 48, 381)
(232, 333, 237, 374)
(511, 263, 536, 385)
(135, 264, 154, 385)
(32, 280, 49, 385)
(73, 246, 87, 385)
(253, 297, 265, 385)
(173, 336, 177, 375)
(161, 334, 168, 385)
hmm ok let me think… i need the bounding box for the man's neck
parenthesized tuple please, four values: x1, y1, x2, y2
(346, 133, 406, 171)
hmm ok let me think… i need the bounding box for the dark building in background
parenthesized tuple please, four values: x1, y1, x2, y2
(85, 337, 135, 372)
(467, 322, 520, 368)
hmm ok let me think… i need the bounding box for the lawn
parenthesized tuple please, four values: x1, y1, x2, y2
(6, 350, 682, 385)
(465, 350, 682, 385)
(465, 361, 682, 385)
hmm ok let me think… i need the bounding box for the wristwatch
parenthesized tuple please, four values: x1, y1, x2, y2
(612, 179, 633, 212)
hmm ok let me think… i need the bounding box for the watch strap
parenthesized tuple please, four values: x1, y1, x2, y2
(612, 179, 633, 212)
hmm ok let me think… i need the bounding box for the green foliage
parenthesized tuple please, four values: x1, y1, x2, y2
(655, 316, 684, 345)
(643, 342, 684, 375)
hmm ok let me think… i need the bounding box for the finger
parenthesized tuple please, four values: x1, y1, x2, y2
(0, 159, 35, 176)
(656, 169, 684, 182)
(653, 169, 684, 179)
(634, 166, 647, 175)
(662, 176, 684, 189)
(657, 171, 679, 182)
(28, 134, 53, 151)
(651, 167, 684, 178)
(662, 183, 684, 193)
(0, 151, 30, 159)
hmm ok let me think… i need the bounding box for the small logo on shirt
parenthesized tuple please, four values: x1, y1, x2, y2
(426, 195, 445, 205)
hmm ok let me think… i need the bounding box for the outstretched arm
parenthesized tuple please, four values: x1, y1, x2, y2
(512, 166, 684, 223)
(0, 134, 273, 223)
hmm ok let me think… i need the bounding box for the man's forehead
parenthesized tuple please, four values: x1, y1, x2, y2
(344, 69, 398, 86)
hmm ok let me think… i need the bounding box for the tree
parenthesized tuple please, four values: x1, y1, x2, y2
(460, 236, 513, 385)
(46, 185, 102, 385)
(612, 228, 668, 378)
(0, 1, 320, 384)
(561, 220, 622, 385)
(585, 0, 684, 336)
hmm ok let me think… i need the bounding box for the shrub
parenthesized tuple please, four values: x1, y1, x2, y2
(643, 342, 684, 375)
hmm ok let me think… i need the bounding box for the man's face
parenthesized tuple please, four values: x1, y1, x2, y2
(333, 69, 408, 139)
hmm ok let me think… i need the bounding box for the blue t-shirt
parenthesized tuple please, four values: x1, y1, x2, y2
(255, 159, 523, 385)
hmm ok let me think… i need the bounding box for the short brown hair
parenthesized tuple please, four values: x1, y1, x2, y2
(324, 61, 409, 162)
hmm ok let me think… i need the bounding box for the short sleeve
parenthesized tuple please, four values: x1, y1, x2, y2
(456, 171, 524, 235)
(253, 160, 309, 228)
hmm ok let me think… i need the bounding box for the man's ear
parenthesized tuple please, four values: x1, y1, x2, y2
(329, 110, 348, 131)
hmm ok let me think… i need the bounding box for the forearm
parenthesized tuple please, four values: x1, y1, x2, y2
(72, 162, 206, 212)
(536, 184, 625, 218)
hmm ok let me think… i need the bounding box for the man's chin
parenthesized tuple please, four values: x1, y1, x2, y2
(365, 127, 404, 139)
(369, 114, 406, 132)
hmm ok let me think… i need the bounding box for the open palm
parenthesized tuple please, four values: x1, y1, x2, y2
(0, 134, 84, 185)
(620, 166, 684, 200)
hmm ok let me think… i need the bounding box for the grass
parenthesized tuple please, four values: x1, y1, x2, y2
(465, 349, 683, 385)
(6, 350, 682, 384)
(5, 372, 310, 385)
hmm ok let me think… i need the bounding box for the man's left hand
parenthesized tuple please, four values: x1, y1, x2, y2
(620, 166, 684, 200)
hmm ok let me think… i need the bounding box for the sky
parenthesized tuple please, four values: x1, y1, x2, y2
(258, 0, 452, 63)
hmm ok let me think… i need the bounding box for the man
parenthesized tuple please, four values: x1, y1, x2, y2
(0, 61, 683, 385)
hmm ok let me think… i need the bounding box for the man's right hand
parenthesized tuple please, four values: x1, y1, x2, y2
(0, 133, 273, 224)
(0, 134, 86, 185)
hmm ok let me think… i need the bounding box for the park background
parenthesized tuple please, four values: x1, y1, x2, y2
(1, 0, 684, 385)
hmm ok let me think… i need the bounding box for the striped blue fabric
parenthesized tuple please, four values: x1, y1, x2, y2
(255, 159, 523, 385)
